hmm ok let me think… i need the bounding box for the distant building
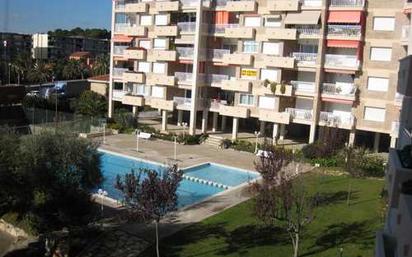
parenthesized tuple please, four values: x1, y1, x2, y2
(32, 33, 110, 60)
(69, 51, 94, 67)
(0, 32, 32, 59)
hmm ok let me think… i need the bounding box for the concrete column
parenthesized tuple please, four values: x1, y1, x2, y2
(177, 110, 183, 126)
(272, 123, 279, 145)
(212, 112, 218, 132)
(161, 110, 168, 132)
(221, 115, 227, 132)
(232, 117, 239, 140)
(279, 124, 286, 141)
(260, 121, 266, 136)
(309, 124, 316, 143)
(132, 106, 138, 117)
(201, 110, 208, 133)
(348, 129, 356, 146)
(390, 136, 397, 148)
(373, 132, 380, 153)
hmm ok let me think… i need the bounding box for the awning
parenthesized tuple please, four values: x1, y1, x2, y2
(113, 34, 133, 43)
(327, 40, 360, 48)
(284, 11, 321, 25)
(328, 11, 362, 23)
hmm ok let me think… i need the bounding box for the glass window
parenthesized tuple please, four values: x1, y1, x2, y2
(264, 16, 281, 27)
(260, 68, 279, 81)
(154, 38, 167, 49)
(262, 42, 281, 55)
(258, 96, 276, 109)
(153, 62, 167, 74)
(243, 41, 259, 53)
(373, 17, 395, 31)
(140, 15, 152, 26)
(155, 14, 169, 26)
(139, 40, 151, 49)
(151, 86, 165, 98)
(364, 107, 386, 122)
(370, 47, 392, 61)
(244, 16, 261, 27)
(138, 62, 151, 73)
(239, 94, 255, 106)
(367, 77, 389, 92)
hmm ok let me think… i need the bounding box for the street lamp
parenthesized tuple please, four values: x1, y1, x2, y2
(254, 131, 261, 154)
(174, 135, 177, 161)
(182, 122, 188, 136)
(102, 122, 107, 144)
(136, 129, 140, 153)
(97, 189, 108, 213)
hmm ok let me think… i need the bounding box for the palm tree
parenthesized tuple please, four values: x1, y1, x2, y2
(92, 54, 109, 76)
(27, 61, 52, 84)
(63, 59, 89, 80)
(11, 52, 33, 84)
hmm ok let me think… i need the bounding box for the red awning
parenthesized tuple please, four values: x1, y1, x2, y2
(113, 34, 133, 43)
(327, 40, 360, 48)
(328, 11, 362, 23)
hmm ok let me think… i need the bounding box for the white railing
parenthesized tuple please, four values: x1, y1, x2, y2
(113, 45, 129, 56)
(292, 52, 317, 65)
(328, 25, 361, 37)
(395, 93, 404, 106)
(173, 96, 192, 106)
(299, 0, 323, 7)
(325, 54, 359, 68)
(290, 81, 316, 93)
(319, 111, 354, 126)
(177, 22, 196, 33)
(210, 99, 228, 110)
(209, 24, 240, 34)
(330, 0, 364, 7)
(207, 49, 231, 59)
(296, 25, 321, 36)
(112, 68, 129, 78)
(175, 72, 193, 84)
(286, 108, 313, 120)
(114, 23, 131, 33)
(206, 74, 229, 85)
(402, 25, 410, 41)
(180, 0, 198, 6)
(322, 83, 357, 97)
(176, 47, 194, 59)
(112, 90, 126, 101)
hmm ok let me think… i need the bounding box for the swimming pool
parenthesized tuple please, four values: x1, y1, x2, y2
(98, 150, 259, 207)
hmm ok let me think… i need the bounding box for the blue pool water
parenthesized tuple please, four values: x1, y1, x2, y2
(98, 151, 259, 207)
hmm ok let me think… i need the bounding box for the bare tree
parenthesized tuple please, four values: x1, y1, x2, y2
(253, 146, 314, 257)
(115, 164, 183, 257)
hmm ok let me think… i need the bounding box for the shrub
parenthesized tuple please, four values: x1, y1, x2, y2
(110, 108, 137, 132)
(231, 140, 256, 153)
(220, 139, 232, 149)
(358, 155, 386, 178)
(302, 141, 335, 159)
(310, 157, 339, 167)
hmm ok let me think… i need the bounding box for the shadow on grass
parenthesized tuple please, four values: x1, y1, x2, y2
(312, 190, 359, 207)
(302, 220, 375, 257)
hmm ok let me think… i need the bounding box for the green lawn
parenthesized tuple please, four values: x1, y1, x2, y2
(142, 172, 385, 257)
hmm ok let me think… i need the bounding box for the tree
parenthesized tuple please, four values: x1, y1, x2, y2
(10, 51, 33, 84)
(253, 145, 315, 257)
(75, 90, 107, 117)
(62, 59, 89, 80)
(27, 61, 52, 84)
(115, 165, 183, 257)
(92, 54, 109, 76)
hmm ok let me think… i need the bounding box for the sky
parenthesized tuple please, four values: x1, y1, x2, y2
(1, 0, 112, 34)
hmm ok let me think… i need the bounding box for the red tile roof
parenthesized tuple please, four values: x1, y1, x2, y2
(88, 74, 110, 82)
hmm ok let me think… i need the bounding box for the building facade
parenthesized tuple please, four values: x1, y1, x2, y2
(108, 0, 408, 148)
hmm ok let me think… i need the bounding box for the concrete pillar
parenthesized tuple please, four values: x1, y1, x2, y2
(212, 112, 218, 132)
(373, 132, 380, 153)
(232, 117, 239, 140)
(390, 136, 397, 148)
(201, 110, 208, 133)
(132, 106, 138, 117)
(272, 123, 279, 145)
(161, 110, 168, 132)
(309, 124, 316, 143)
(177, 110, 183, 126)
(260, 121, 266, 136)
(221, 115, 227, 132)
(348, 129, 356, 146)
(279, 124, 286, 141)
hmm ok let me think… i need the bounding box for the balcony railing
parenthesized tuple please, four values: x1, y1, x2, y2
(207, 49, 231, 60)
(286, 108, 313, 121)
(296, 25, 321, 36)
(395, 93, 404, 106)
(206, 74, 229, 85)
(113, 45, 129, 56)
(290, 81, 316, 93)
(325, 54, 359, 69)
(176, 47, 194, 59)
(330, 0, 364, 7)
(177, 22, 196, 33)
(319, 111, 354, 126)
(114, 23, 131, 34)
(402, 25, 410, 41)
(210, 99, 228, 110)
(112, 68, 129, 78)
(299, 0, 323, 7)
(209, 24, 240, 34)
(112, 90, 126, 101)
(328, 25, 361, 37)
(173, 96, 192, 106)
(175, 72, 193, 84)
(322, 83, 357, 97)
(292, 52, 317, 65)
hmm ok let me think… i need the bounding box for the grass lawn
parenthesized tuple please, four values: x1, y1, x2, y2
(141, 171, 385, 257)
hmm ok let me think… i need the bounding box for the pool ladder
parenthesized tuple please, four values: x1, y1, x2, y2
(182, 175, 232, 190)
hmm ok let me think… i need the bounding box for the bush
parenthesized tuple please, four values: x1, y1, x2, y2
(358, 155, 386, 177)
(231, 140, 256, 153)
(109, 109, 137, 132)
(302, 141, 336, 160)
(309, 157, 339, 167)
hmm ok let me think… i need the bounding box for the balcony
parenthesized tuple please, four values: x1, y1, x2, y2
(124, 48, 146, 60)
(327, 25, 362, 40)
(324, 54, 360, 70)
(173, 96, 192, 110)
(175, 72, 193, 85)
(223, 53, 253, 65)
(154, 1, 180, 12)
(292, 52, 318, 67)
(113, 46, 128, 57)
(255, 55, 295, 69)
(256, 28, 297, 41)
(225, 0, 257, 12)
(209, 24, 239, 35)
(208, 49, 231, 62)
(296, 26, 321, 39)
(146, 98, 175, 111)
(123, 71, 145, 83)
(154, 26, 178, 37)
(206, 74, 229, 87)
(114, 23, 130, 34)
(123, 2, 148, 12)
(122, 94, 145, 107)
(221, 79, 252, 92)
(180, 0, 211, 8)
(266, 0, 300, 11)
(329, 0, 365, 9)
(402, 25, 410, 45)
(300, 0, 323, 9)
(177, 22, 196, 34)
(114, 24, 146, 37)
(146, 73, 175, 86)
(259, 110, 291, 124)
(112, 90, 126, 101)
(395, 93, 404, 107)
(225, 27, 255, 39)
(286, 108, 313, 121)
(322, 83, 357, 101)
(219, 105, 250, 118)
(112, 68, 129, 79)
(209, 99, 228, 112)
(290, 81, 316, 95)
(147, 49, 177, 62)
(319, 111, 355, 128)
(176, 47, 194, 60)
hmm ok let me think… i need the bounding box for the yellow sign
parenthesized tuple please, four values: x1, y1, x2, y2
(241, 69, 257, 78)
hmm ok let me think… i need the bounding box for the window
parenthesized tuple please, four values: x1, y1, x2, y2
(260, 68, 279, 81)
(154, 38, 167, 49)
(364, 107, 386, 122)
(264, 16, 281, 27)
(155, 14, 168, 26)
(262, 42, 281, 55)
(133, 84, 149, 96)
(373, 17, 395, 31)
(243, 41, 259, 53)
(151, 86, 165, 98)
(153, 62, 167, 74)
(139, 40, 151, 49)
(258, 96, 276, 109)
(138, 62, 151, 73)
(244, 16, 261, 27)
(140, 15, 152, 26)
(370, 47, 392, 61)
(240, 68, 257, 79)
(367, 77, 389, 92)
(239, 94, 255, 106)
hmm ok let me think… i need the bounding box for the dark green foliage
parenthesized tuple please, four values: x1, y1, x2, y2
(107, 109, 137, 132)
(231, 140, 256, 153)
(74, 91, 107, 117)
(48, 28, 110, 39)
(92, 54, 109, 76)
(302, 142, 336, 160)
(62, 59, 90, 80)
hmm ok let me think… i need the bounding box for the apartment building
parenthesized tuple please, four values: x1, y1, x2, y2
(108, 0, 407, 149)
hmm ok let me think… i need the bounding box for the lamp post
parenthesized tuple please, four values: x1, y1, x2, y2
(103, 122, 107, 144)
(174, 135, 177, 161)
(97, 189, 108, 213)
(136, 129, 140, 153)
(254, 131, 261, 154)
(182, 122, 188, 137)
